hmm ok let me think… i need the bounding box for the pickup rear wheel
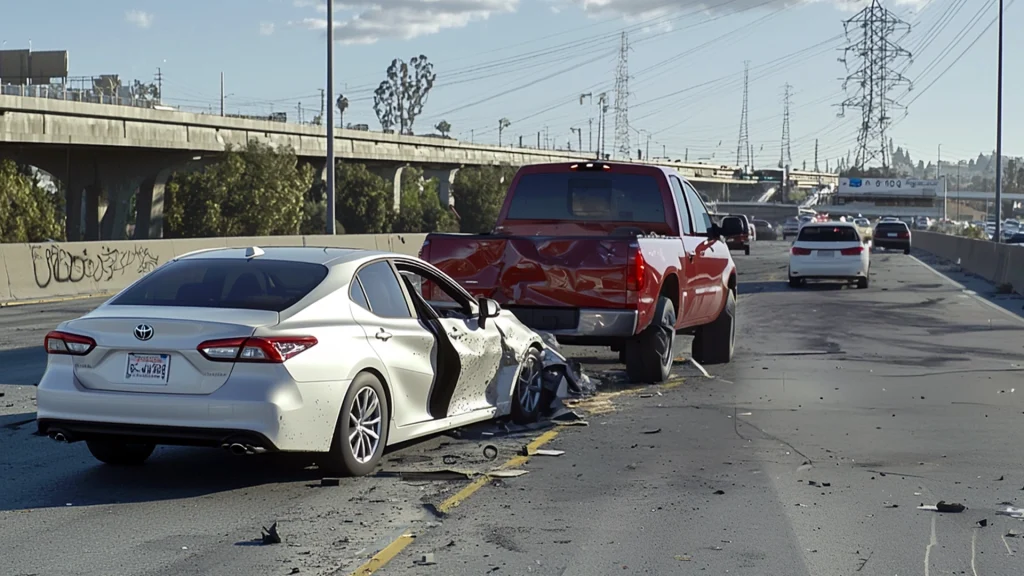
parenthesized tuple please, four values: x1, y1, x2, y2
(625, 296, 676, 384)
(692, 288, 736, 365)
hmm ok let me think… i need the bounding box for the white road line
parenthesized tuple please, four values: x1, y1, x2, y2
(924, 515, 937, 576)
(908, 254, 1024, 326)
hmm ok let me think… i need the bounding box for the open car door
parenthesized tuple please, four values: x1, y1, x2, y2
(394, 259, 506, 419)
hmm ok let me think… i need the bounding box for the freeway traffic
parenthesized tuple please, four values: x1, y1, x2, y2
(1, 241, 1023, 575)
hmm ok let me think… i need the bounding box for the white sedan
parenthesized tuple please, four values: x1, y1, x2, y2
(788, 222, 870, 289)
(37, 246, 548, 476)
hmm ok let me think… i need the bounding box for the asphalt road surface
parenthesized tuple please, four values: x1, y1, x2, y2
(2, 241, 1023, 576)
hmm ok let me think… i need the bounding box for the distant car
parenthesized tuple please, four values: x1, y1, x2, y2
(789, 222, 870, 289)
(752, 219, 777, 241)
(873, 221, 912, 254)
(853, 218, 873, 241)
(721, 215, 751, 255)
(36, 247, 548, 476)
(782, 217, 801, 240)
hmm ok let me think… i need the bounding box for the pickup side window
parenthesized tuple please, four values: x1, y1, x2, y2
(506, 172, 666, 223)
(682, 181, 712, 234)
(668, 176, 693, 235)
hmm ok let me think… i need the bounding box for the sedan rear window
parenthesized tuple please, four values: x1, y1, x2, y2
(506, 172, 666, 223)
(797, 226, 860, 242)
(110, 258, 329, 312)
(876, 222, 910, 233)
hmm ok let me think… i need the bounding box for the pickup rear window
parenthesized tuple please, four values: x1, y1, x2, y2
(506, 172, 666, 223)
(876, 222, 910, 233)
(797, 226, 859, 242)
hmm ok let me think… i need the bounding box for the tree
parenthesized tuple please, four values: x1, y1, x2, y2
(434, 120, 451, 138)
(337, 94, 349, 128)
(453, 165, 517, 234)
(334, 162, 393, 234)
(0, 160, 65, 243)
(165, 141, 313, 238)
(373, 56, 437, 135)
(131, 80, 160, 103)
(392, 167, 459, 233)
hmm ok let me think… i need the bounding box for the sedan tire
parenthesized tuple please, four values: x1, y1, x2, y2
(324, 372, 390, 477)
(512, 347, 545, 424)
(86, 439, 156, 466)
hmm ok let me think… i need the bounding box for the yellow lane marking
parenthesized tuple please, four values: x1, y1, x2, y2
(347, 428, 561, 576)
(350, 532, 417, 576)
(0, 292, 114, 308)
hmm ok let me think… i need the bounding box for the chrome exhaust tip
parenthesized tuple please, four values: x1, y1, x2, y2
(49, 431, 68, 443)
(229, 443, 248, 455)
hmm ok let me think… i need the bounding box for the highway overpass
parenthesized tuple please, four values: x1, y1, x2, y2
(0, 95, 836, 240)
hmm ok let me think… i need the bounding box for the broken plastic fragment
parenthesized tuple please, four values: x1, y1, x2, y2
(918, 501, 966, 513)
(488, 469, 529, 478)
(261, 522, 281, 545)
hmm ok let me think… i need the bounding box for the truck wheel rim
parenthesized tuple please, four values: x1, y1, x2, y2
(659, 317, 675, 367)
(517, 354, 542, 414)
(349, 387, 382, 464)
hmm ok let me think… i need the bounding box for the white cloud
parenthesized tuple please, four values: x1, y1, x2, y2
(260, 21, 276, 35)
(565, 0, 928, 19)
(290, 0, 518, 45)
(125, 9, 154, 29)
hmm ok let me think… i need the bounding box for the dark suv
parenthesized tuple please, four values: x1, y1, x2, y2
(721, 215, 751, 255)
(873, 221, 911, 254)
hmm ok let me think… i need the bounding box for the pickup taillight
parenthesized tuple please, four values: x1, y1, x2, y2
(626, 243, 646, 292)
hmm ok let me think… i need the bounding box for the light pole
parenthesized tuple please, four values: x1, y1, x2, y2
(325, 0, 336, 235)
(993, 0, 1004, 243)
(957, 160, 963, 222)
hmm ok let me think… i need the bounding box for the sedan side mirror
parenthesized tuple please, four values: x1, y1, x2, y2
(477, 297, 501, 327)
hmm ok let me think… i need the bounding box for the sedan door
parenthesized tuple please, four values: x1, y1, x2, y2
(394, 260, 506, 419)
(348, 260, 438, 428)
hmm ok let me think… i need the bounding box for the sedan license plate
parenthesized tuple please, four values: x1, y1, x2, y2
(816, 250, 835, 257)
(125, 353, 170, 384)
(887, 233, 898, 237)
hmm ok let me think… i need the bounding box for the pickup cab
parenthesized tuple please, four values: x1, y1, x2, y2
(419, 161, 737, 383)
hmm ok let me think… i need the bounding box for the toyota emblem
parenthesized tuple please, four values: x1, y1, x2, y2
(134, 324, 154, 341)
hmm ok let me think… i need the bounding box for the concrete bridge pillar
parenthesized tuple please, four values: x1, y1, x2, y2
(369, 164, 406, 212)
(135, 168, 172, 239)
(424, 167, 459, 208)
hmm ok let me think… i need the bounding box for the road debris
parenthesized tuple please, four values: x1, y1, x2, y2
(642, 428, 662, 435)
(378, 469, 477, 481)
(978, 519, 989, 527)
(482, 445, 499, 460)
(997, 506, 1024, 519)
(488, 469, 529, 478)
(918, 501, 966, 513)
(713, 490, 725, 495)
(414, 553, 437, 566)
(534, 449, 565, 457)
(261, 523, 281, 545)
(674, 554, 692, 561)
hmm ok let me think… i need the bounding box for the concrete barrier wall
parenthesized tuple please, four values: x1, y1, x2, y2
(913, 231, 1024, 296)
(0, 233, 427, 305)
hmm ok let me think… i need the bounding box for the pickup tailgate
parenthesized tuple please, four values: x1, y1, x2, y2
(422, 234, 633, 308)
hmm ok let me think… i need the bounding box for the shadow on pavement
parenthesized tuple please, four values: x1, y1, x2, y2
(0, 346, 46, 386)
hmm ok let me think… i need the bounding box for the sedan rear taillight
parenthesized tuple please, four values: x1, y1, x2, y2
(791, 247, 812, 256)
(45, 330, 96, 356)
(840, 246, 864, 256)
(198, 336, 318, 363)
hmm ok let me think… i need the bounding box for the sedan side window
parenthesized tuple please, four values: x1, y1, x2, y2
(396, 262, 475, 319)
(349, 277, 370, 311)
(355, 261, 412, 319)
(682, 181, 712, 234)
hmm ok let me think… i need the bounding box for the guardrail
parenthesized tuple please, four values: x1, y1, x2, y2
(912, 231, 1024, 296)
(0, 233, 427, 306)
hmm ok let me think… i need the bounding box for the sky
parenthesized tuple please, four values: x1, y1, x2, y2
(4, 0, 1020, 170)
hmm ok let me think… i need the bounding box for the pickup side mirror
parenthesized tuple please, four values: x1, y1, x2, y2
(707, 222, 723, 241)
(477, 297, 501, 327)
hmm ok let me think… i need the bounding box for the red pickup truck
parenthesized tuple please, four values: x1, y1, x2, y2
(419, 161, 737, 383)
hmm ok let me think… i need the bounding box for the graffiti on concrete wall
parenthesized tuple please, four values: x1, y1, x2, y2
(31, 244, 160, 289)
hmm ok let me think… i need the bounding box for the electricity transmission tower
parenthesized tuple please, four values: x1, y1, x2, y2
(613, 31, 631, 160)
(736, 61, 751, 168)
(837, 0, 912, 170)
(779, 83, 792, 169)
